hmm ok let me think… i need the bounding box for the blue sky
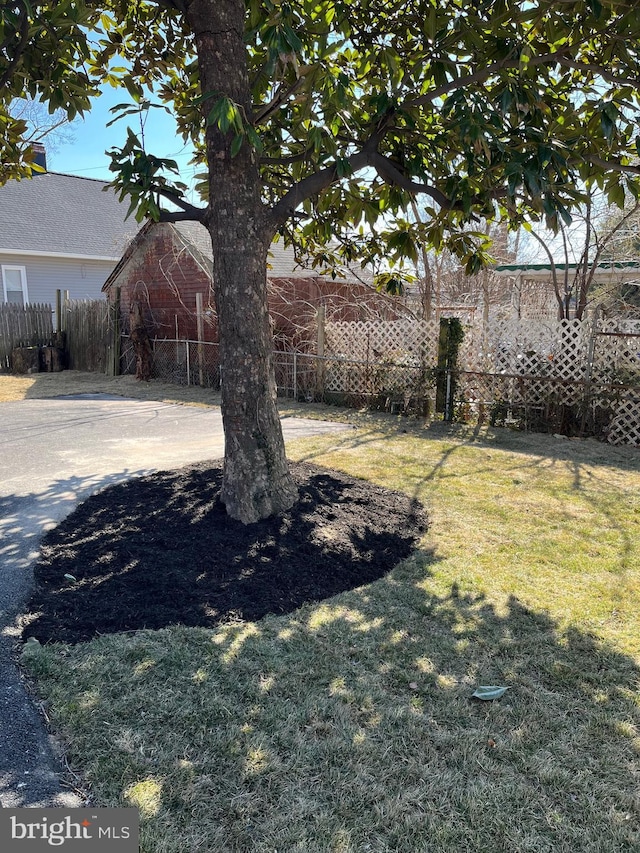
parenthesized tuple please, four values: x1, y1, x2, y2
(48, 86, 198, 194)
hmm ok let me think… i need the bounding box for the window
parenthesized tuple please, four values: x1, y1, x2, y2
(1, 265, 28, 306)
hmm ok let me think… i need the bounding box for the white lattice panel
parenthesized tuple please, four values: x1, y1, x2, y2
(463, 318, 589, 382)
(607, 395, 640, 446)
(325, 318, 439, 365)
(322, 314, 640, 441)
(592, 319, 640, 385)
(323, 358, 433, 399)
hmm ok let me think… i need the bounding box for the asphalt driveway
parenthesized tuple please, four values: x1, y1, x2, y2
(0, 394, 348, 807)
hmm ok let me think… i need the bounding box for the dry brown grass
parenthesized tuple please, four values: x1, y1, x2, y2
(15, 370, 640, 852)
(0, 370, 221, 406)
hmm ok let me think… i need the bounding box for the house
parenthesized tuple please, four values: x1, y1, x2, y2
(102, 220, 407, 351)
(0, 146, 138, 311)
(494, 261, 640, 319)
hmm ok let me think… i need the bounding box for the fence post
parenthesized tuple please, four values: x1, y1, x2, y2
(293, 350, 298, 400)
(106, 287, 121, 376)
(196, 292, 205, 387)
(436, 318, 464, 420)
(444, 370, 452, 421)
(62, 290, 70, 333)
(316, 304, 325, 398)
(52, 289, 66, 357)
(580, 306, 601, 434)
(55, 290, 62, 334)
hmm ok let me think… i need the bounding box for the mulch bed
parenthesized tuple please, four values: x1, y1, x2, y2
(22, 461, 427, 645)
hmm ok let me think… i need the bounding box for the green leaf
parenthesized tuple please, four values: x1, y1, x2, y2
(230, 134, 243, 157)
(122, 75, 143, 103)
(335, 157, 352, 178)
(607, 181, 625, 209)
(586, 0, 603, 19)
(471, 686, 510, 701)
(283, 24, 303, 53)
(124, 197, 139, 221)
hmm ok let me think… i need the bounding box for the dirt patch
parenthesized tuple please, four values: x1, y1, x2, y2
(22, 462, 427, 645)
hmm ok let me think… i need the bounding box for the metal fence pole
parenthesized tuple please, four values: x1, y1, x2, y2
(444, 370, 452, 421)
(293, 350, 298, 400)
(196, 293, 205, 387)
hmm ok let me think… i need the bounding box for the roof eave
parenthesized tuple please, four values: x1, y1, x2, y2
(0, 248, 121, 262)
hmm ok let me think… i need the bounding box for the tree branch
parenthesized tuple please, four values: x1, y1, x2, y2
(553, 56, 640, 91)
(156, 186, 208, 222)
(267, 128, 484, 231)
(268, 148, 374, 230)
(260, 150, 312, 166)
(152, 0, 191, 13)
(158, 208, 207, 222)
(406, 51, 563, 107)
(528, 227, 565, 317)
(370, 152, 454, 208)
(584, 154, 640, 176)
(252, 78, 306, 126)
(405, 46, 640, 109)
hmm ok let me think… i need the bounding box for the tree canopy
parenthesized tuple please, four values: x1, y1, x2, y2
(3, 1, 640, 274)
(4, 1, 640, 521)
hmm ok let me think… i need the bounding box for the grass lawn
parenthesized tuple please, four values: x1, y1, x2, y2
(6, 372, 640, 852)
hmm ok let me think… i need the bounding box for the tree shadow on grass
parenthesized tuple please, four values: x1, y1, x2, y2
(161, 579, 640, 851)
(26, 572, 640, 851)
(20, 461, 427, 645)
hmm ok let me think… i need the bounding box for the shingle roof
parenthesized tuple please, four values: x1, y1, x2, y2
(0, 172, 139, 258)
(104, 220, 374, 291)
(174, 221, 319, 278)
(173, 220, 372, 282)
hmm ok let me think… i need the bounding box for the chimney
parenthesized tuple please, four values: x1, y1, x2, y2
(31, 142, 47, 172)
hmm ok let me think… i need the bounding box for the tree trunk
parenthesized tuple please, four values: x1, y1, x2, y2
(129, 301, 152, 381)
(187, 0, 298, 523)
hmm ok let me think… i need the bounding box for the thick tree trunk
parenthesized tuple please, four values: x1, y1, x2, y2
(188, 0, 298, 523)
(211, 227, 298, 523)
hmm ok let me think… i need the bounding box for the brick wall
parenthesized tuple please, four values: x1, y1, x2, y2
(106, 224, 406, 349)
(106, 224, 217, 342)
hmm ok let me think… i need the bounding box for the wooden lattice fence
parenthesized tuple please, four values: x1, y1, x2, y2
(323, 318, 439, 399)
(325, 318, 439, 364)
(591, 320, 640, 446)
(323, 314, 640, 444)
(606, 395, 640, 446)
(461, 317, 591, 379)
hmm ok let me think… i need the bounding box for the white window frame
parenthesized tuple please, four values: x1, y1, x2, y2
(1, 265, 29, 305)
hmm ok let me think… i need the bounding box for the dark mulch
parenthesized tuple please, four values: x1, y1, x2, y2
(22, 461, 427, 645)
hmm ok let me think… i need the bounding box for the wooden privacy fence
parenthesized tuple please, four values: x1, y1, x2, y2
(0, 303, 54, 370)
(61, 298, 116, 373)
(0, 296, 119, 374)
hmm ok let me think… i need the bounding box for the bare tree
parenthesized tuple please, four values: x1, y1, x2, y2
(10, 97, 75, 154)
(526, 190, 640, 319)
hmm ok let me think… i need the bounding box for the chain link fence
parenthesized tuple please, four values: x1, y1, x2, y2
(275, 349, 436, 412)
(120, 336, 640, 443)
(121, 336, 221, 388)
